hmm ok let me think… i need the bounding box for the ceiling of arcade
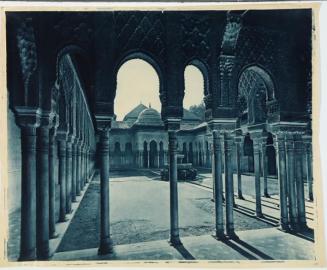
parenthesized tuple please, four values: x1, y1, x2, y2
(7, 10, 312, 130)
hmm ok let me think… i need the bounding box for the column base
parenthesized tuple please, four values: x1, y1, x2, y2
(256, 212, 264, 218)
(226, 231, 238, 240)
(18, 249, 36, 261)
(169, 236, 182, 246)
(238, 194, 244, 200)
(278, 223, 290, 232)
(264, 193, 271, 198)
(36, 244, 50, 260)
(50, 232, 59, 239)
(300, 222, 309, 231)
(98, 237, 114, 255)
(212, 232, 226, 241)
(59, 216, 69, 223)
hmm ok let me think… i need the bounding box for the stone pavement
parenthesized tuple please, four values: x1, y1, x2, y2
(57, 172, 273, 252)
(52, 227, 315, 261)
(191, 171, 315, 230)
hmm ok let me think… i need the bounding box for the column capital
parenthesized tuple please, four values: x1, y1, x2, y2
(164, 118, 181, 131)
(14, 106, 41, 128)
(95, 114, 112, 133)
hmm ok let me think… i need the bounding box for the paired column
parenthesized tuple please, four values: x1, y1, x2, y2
(212, 131, 224, 239)
(16, 108, 40, 261)
(98, 128, 114, 254)
(168, 131, 181, 245)
(223, 133, 236, 238)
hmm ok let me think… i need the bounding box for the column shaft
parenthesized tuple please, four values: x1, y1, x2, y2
(19, 126, 37, 261)
(169, 131, 181, 245)
(275, 135, 289, 230)
(58, 140, 67, 222)
(98, 129, 113, 254)
(213, 131, 224, 239)
(306, 143, 313, 201)
(261, 142, 269, 197)
(76, 145, 81, 196)
(235, 141, 243, 199)
(295, 138, 307, 228)
(71, 143, 77, 202)
(224, 134, 236, 238)
(49, 128, 58, 239)
(253, 139, 263, 217)
(66, 141, 72, 213)
(286, 136, 298, 229)
(36, 127, 50, 259)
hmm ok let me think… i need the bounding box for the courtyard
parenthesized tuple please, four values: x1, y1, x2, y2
(51, 170, 314, 260)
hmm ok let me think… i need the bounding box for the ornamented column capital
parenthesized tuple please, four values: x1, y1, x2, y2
(14, 106, 41, 128)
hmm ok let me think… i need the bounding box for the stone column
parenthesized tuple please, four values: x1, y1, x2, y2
(147, 150, 150, 168)
(235, 137, 244, 199)
(261, 140, 269, 198)
(49, 118, 59, 239)
(275, 133, 289, 231)
(16, 108, 40, 261)
(76, 142, 81, 196)
(58, 137, 67, 222)
(66, 137, 73, 213)
(224, 133, 236, 238)
(168, 131, 181, 245)
(98, 128, 114, 254)
(36, 114, 53, 259)
(294, 135, 307, 229)
(285, 134, 298, 230)
(212, 131, 225, 239)
(305, 140, 313, 201)
(71, 141, 77, 202)
(252, 136, 263, 218)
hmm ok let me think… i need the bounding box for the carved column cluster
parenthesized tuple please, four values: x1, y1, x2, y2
(15, 65, 96, 261)
(274, 131, 308, 231)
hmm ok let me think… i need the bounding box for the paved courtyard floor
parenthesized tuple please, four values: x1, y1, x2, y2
(7, 169, 315, 261)
(57, 171, 273, 252)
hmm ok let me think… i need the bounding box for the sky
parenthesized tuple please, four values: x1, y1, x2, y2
(114, 59, 204, 120)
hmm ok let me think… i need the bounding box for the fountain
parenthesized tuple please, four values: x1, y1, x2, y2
(160, 153, 197, 181)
